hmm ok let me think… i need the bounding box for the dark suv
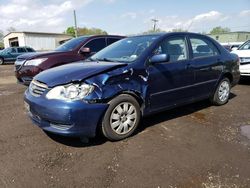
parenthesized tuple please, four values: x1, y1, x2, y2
(0, 47, 35, 65)
(15, 35, 124, 85)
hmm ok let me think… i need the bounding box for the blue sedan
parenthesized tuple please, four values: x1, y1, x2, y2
(24, 32, 240, 141)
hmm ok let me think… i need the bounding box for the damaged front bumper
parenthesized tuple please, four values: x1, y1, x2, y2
(24, 89, 108, 137)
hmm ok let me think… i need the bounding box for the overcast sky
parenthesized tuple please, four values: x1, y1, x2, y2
(0, 0, 250, 35)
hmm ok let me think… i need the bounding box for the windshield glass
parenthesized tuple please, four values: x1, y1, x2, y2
(0, 48, 13, 54)
(238, 40, 250, 50)
(55, 36, 88, 52)
(91, 35, 160, 63)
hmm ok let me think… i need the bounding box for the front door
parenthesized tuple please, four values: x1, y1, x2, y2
(147, 36, 195, 112)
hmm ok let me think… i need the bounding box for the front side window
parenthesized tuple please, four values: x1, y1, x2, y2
(154, 37, 188, 62)
(190, 37, 219, 58)
(84, 38, 106, 53)
(238, 40, 250, 50)
(91, 35, 160, 63)
(5, 48, 16, 53)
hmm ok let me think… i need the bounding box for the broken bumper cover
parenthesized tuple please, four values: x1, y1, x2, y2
(24, 89, 108, 137)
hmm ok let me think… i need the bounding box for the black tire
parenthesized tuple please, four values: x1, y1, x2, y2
(0, 58, 4, 65)
(101, 94, 141, 141)
(210, 78, 231, 106)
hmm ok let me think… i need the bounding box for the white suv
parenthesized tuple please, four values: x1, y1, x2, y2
(232, 40, 250, 76)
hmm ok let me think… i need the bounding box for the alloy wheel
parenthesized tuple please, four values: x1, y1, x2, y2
(110, 102, 137, 135)
(218, 81, 230, 102)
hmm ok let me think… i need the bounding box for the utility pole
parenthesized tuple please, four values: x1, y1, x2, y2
(151, 19, 159, 32)
(73, 10, 78, 38)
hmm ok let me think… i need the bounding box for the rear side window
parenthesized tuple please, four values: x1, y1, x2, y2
(107, 38, 121, 45)
(17, 48, 26, 53)
(154, 37, 188, 62)
(26, 48, 35, 52)
(190, 37, 219, 58)
(84, 38, 106, 53)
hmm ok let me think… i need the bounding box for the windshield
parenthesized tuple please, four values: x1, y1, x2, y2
(0, 48, 13, 54)
(91, 35, 160, 63)
(238, 40, 250, 50)
(55, 36, 88, 52)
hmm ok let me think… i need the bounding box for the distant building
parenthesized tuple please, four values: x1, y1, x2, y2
(3, 31, 72, 51)
(209, 31, 250, 44)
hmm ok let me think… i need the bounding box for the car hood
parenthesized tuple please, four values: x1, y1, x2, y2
(17, 51, 65, 60)
(231, 50, 250, 58)
(34, 61, 127, 87)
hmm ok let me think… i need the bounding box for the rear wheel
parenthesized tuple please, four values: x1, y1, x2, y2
(210, 78, 231, 106)
(0, 58, 4, 65)
(101, 94, 141, 141)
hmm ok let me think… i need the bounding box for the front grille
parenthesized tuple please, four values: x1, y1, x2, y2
(29, 80, 48, 97)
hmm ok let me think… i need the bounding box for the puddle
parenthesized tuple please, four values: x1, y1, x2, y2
(190, 112, 207, 123)
(240, 125, 250, 140)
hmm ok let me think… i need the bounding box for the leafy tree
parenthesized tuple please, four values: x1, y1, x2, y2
(65, 26, 75, 36)
(65, 26, 108, 37)
(209, 26, 231, 35)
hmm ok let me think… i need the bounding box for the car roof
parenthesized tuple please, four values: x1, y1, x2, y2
(130, 32, 211, 39)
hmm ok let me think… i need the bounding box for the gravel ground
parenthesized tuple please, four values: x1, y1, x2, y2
(0, 65, 250, 188)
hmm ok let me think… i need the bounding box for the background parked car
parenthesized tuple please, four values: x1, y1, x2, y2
(15, 35, 125, 85)
(231, 40, 250, 77)
(0, 47, 35, 65)
(24, 32, 240, 141)
(221, 42, 243, 52)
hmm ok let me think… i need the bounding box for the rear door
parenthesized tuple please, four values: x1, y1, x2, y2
(188, 35, 222, 98)
(147, 35, 195, 111)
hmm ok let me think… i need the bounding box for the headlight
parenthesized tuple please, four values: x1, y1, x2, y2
(24, 58, 47, 66)
(46, 83, 94, 101)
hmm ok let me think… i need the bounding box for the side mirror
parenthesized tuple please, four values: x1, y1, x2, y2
(149, 54, 170, 64)
(80, 47, 91, 54)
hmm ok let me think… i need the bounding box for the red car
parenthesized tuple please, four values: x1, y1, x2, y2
(15, 35, 124, 85)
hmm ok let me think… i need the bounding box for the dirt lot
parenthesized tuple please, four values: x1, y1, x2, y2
(0, 65, 250, 188)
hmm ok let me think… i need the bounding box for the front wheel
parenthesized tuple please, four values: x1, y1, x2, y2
(101, 94, 141, 141)
(210, 78, 231, 106)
